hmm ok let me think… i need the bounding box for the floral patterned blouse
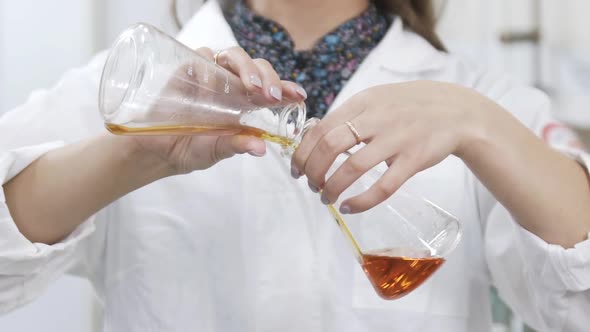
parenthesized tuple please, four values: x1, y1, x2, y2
(228, 1, 391, 118)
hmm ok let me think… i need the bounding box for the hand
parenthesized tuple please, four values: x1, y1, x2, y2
(291, 81, 488, 213)
(131, 46, 308, 174)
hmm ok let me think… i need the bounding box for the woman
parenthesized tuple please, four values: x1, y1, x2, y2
(0, 0, 588, 331)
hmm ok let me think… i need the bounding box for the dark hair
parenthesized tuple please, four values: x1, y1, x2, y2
(374, 0, 446, 51)
(171, 0, 445, 51)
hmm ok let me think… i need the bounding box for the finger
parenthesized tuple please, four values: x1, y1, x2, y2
(213, 135, 267, 163)
(281, 81, 307, 101)
(215, 47, 264, 91)
(291, 95, 366, 178)
(303, 122, 364, 190)
(337, 155, 417, 214)
(195, 47, 215, 61)
(253, 58, 283, 102)
(320, 140, 399, 204)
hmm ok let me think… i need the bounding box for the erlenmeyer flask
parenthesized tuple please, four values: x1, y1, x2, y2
(99, 23, 306, 152)
(325, 160, 462, 299)
(98, 23, 462, 300)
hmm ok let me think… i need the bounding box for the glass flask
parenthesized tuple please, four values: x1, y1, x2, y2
(99, 23, 306, 152)
(98, 23, 462, 300)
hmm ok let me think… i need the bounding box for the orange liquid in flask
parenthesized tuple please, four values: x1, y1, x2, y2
(361, 249, 444, 300)
(106, 123, 295, 148)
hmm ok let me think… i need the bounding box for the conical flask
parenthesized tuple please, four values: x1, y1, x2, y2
(99, 23, 307, 151)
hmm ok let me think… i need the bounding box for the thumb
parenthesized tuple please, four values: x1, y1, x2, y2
(214, 135, 267, 162)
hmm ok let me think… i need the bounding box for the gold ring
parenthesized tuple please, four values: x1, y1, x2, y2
(345, 121, 362, 145)
(213, 50, 224, 65)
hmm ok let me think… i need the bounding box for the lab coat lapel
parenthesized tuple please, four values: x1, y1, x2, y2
(329, 18, 448, 112)
(176, 0, 239, 50)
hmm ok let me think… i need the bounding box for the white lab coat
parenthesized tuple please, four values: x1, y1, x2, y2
(1, 1, 589, 331)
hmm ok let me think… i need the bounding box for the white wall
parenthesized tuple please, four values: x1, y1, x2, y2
(0, 0, 98, 110)
(541, 0, 590, 127)
(436, 0, 590, 127)
(0, 0, 179, 110)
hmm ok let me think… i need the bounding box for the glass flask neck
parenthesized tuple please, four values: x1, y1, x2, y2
(275, 104, 319, 157)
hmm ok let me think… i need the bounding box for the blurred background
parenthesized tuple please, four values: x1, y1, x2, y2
(0, 0, 588, 331)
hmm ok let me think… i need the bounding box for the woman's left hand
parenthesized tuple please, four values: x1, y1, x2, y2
(293, 80, 590, 248)
(291, 80, 492, 214)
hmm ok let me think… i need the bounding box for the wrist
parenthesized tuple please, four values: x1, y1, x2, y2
(454, 91, 503, 163)
(105, 134, 178, 182)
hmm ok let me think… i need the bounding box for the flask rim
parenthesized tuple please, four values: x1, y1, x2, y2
(99, 23, 149, 122)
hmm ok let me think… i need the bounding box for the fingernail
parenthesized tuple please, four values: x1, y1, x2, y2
(249, 74, 262, 88)
(248, 150, 265, 157)
(339, 204, 351, 214)
(269, 86, 282, 101)
(295, 86, 307, 99)
(321, 194, 330, 205)
(291, 166, 301, 179)
(308, 182, 319, 193)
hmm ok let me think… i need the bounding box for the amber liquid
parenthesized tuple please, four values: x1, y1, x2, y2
(327, 204, 364, 262)
(361, 248, 444, 300)
(106, 123, 295, 148)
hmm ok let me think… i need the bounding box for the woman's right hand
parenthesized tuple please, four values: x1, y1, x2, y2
(131, 46, 308, 174)
(4, 46, 307, 244)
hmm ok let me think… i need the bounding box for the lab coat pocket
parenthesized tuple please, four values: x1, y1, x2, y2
(351, 263, 432, 313)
